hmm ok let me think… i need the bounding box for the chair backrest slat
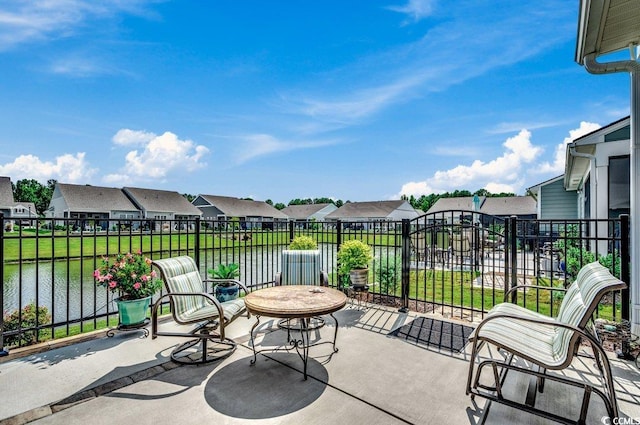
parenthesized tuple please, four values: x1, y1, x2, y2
(280, 250, 322, 286)
(153, 256, 210, 322)
(552, 261, 626, 357)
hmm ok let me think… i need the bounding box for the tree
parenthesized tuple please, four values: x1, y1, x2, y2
(182, 193, 195, 202)
(274, 202, 286, 210)
(14, 179, 55, 215)
(265, 199, 273, 206)
(313, 197, 335, 205)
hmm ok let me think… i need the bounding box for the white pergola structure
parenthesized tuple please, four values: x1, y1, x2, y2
(575, 0, 640, 334)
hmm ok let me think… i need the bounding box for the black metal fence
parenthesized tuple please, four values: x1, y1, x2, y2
(0, 212, 630, 351)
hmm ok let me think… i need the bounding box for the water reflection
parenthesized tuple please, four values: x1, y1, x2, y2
(3, 258, 111, 322)
(2, 244, 362, 323)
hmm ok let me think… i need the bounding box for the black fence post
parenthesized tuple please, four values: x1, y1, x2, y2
(289, 220, 295, 242)
(399, 219, 410, 313)
(507, 216, 518, 303)
(0, 213, 7, 356)
(620, 214, 630, 321)
(504, 216, 510, 299)
(336, 220, 342, 287)
(194, 217, 201, 268)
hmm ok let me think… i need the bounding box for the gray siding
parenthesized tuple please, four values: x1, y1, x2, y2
(540, 179, 577, 219)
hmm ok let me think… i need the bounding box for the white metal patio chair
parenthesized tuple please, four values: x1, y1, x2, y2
(466, 261, 626, 424)
(274, 249, 329, 331)
(151, 256, 250, 364)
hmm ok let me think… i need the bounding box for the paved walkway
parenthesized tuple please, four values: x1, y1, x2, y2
(1, 303, 639, 425)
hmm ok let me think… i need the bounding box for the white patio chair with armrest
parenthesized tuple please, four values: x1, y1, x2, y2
(466, 261, 626, 424)
(274, 249, 329, 332)
(151, 256, 250, 365)
(275, 249, 329, 287)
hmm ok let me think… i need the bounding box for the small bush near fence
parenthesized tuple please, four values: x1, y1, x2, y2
(3, 303, 51, 347)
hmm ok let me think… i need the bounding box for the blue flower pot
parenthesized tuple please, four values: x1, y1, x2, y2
(116, 296, 151, 326)
(214, 283, 239, 303)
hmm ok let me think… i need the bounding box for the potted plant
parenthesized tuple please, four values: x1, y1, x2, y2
(208, 263, 241, 302)
(337, 240, 373, 288)
(288, 235, 318, 250)
(94, 252, 162, 326)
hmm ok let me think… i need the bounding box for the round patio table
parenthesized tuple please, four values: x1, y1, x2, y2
(245, 285, 347, 379)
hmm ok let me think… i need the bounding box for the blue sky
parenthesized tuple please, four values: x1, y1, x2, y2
(0, 0, 631, 204)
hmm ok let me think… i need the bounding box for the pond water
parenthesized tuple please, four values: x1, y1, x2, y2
(2, 245, 346, 323)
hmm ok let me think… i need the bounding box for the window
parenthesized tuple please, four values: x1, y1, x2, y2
(608, 155, 630, 218)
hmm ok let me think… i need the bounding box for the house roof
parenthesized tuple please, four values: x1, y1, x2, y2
(575, 0, 640, 64)
(0, 176, 14, 207)
(527, 175, 565, 197)
(197, 195, 288, 219)
(427, 197, 485, 214)
(427, 196, 535, 217)
(123, 187, 201, 216)
(281, 203, 333, 219)
(480, 196, 536, 216)
(56, 183, 138, 213)
(565, 116, 629, 190)
(325, 200, 410, 219)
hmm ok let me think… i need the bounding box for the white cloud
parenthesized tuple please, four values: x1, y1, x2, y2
(49, 55, 133, 77)
(296, 76, 423, 124)
(398, 129, 542, 197)
(234, 133, 341, 164)
(0, 152, 96, 183)
(488, 120, 566, 135)
(0, 1, 153, 50)
(112, 129, 156, 146)
(387, 0, 435, 22)
(283, 2, 573, 126)
(537, 121, 601, 174)
(111, 130, 210, 179)
(102, 173, 129, 185)
(485, 182, 515, 194)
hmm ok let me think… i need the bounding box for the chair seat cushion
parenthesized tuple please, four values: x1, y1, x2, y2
(473, 303, 565, 367)
(179, 298, 246, 324)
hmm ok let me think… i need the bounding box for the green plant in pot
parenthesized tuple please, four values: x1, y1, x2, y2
(288, 235, 318, 250)
(337, 240, 373, 288)
(94, 252, 162, 326)
(208, 263, 241, 302)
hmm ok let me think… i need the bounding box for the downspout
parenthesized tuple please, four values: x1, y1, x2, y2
(569, 147, 597, 219)
(583, 51, 640, 335)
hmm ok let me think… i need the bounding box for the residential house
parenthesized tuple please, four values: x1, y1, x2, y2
(123, 187, 202, 231)
(0, 176, 37, 230)
(565, 116, 630, 221)
(192, 195, 288, 229)
(47, 183, 140, 230)
(281, 203, 338, 227)
(527, 175, 578, 220)
(324, 200, 420, 230)
(426, 195, 536, 224)
(563, 116, 631, 259)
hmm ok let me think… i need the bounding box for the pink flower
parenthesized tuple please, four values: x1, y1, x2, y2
(141, 275, 149, 282)
(108, 281, 118, 289)
(133, 282, 141, 290)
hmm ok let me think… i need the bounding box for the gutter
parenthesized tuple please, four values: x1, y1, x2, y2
(569, 147, 597, 219)
(582, 48, 640, 335)
(583, 52, 640, 74)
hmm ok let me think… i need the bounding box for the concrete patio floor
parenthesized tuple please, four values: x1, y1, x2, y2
(1, 302, 639, 425)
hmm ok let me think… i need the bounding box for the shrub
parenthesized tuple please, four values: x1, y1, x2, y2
(289, 235, 317, 250)
(3, 303, 52, 347)
(337, 240, 373, 276)
(375, 255, 401, 294)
